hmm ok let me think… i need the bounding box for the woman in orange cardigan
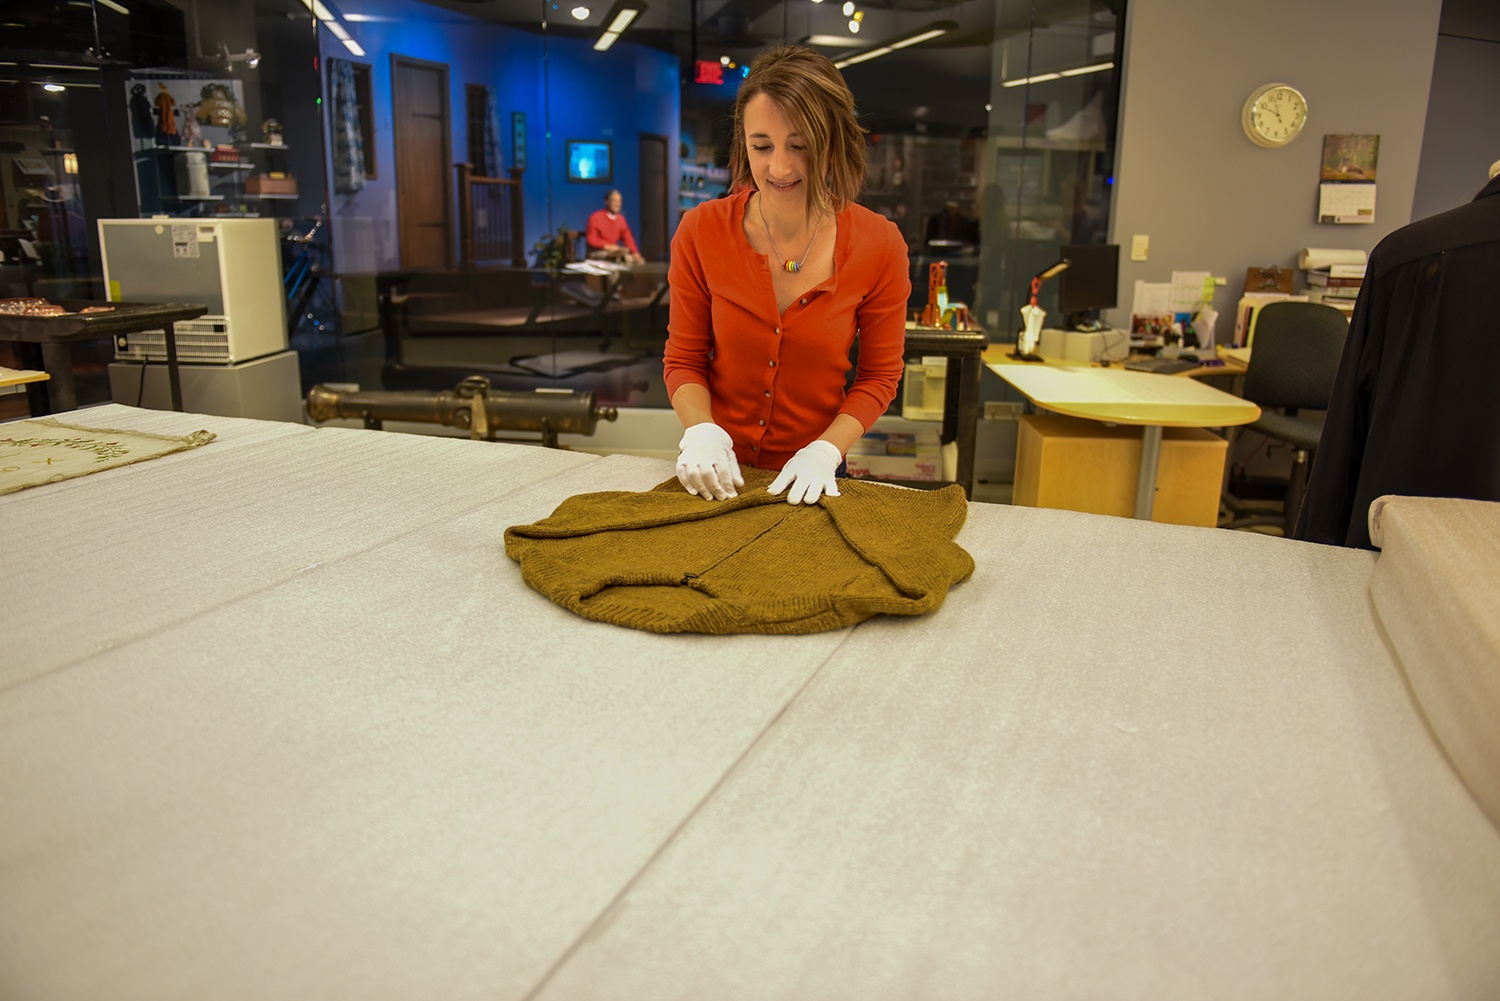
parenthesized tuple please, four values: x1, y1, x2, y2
(664, 46, 910, 505)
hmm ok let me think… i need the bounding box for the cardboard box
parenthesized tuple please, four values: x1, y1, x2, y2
(846, 447, 942, 482)
(245, 174, 297, 195)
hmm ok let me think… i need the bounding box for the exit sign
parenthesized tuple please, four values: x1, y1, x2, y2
(694, 60, 723, 85)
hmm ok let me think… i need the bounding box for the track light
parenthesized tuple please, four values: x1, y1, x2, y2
(219, 43, 261, 72)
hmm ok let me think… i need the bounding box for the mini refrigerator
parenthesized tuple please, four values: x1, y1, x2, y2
(99, 217, 287, 364)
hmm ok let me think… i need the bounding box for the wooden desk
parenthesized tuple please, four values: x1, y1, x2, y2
(0, 301, 207, 413)
(0, 365, 49, 388)
(902, 324, 987, 497)
(986, 347, 1260, 519)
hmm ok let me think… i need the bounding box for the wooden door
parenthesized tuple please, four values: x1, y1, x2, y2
(392, 56, 452, 270)
(637, 133, 669, 262)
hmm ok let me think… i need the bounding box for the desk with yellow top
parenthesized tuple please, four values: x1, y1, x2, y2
(985, 347, 1260, 525)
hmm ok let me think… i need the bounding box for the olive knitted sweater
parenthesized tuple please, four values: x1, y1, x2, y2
(505, 470, 974, 635)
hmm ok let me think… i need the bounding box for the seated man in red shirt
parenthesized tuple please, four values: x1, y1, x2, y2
(585, 189, 645, 265)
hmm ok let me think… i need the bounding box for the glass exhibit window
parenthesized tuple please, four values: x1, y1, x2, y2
(0, 0, 1122, 420)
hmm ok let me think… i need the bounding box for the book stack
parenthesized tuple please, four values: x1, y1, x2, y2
(1304, 263, 1365, 316)
(847, 424, 942, 482)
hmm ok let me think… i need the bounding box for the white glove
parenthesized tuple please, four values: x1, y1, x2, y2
(676, 422, 744, 500)
(767, 440, 843, 505)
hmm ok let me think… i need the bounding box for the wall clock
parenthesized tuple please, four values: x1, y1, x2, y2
(1242, 83, 1308, 148)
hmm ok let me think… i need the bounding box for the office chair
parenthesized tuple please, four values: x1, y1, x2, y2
(1221, 301, 1349, 535)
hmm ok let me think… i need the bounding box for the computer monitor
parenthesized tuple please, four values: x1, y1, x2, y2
(1057, 243, 1119, 329)
(565, 140, 612, 183)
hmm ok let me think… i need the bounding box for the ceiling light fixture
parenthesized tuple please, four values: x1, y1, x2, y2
(841, 1, 854, 14)
(803, 33, 863, 47)
(1001, 61, 1113, 88)
(96, 0, 130, 14)
(834, 20, 955, 69)
(848, 18, 859, 32)
(571, 6, 590, 20)
(43, 83, 66, 92)
(593, 0, 645, 51)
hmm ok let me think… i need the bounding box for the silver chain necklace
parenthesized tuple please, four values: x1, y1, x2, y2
(758, 194, 821, 273)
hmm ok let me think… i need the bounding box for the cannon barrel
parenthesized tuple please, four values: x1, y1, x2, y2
(306, 377, 617, 445)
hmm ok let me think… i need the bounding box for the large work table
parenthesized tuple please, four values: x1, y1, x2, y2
(2, 404, 1497, 1000)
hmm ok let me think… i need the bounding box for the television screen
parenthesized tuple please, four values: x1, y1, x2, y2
(1057, 243, 1119, 319)
(566, 140, 612, 183)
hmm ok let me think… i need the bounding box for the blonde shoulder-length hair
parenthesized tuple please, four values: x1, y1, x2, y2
(728, 45, 867, 217)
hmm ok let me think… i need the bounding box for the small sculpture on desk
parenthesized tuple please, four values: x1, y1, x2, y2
(920, 260, 948, 327)
(1012, 259, 1070, 362)
(261, 119, 284, 146)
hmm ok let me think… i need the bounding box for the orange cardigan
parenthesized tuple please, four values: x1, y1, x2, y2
(663, 189, 910, 471)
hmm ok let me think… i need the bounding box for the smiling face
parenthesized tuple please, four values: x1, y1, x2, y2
(742, 93, 817, 213)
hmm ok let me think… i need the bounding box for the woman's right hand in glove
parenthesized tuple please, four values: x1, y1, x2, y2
(675, 422, 744, 500)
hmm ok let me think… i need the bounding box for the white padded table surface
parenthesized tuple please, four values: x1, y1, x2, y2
(2, 407, 1498, 1000)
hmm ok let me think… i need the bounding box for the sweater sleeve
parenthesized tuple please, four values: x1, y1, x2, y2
(662, 207, 713, 400)
(839, 217, 911, 430)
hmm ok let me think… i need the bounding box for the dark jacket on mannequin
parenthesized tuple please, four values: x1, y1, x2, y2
(1296, 173, 1500, 549)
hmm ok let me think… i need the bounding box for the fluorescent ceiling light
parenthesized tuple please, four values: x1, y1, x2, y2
(804, 34, 863, 48)
(889, 28, 947, 49)
(1001, 71, 1058, 87)
(32, 62, 98, 71)
(594, 0, 644, 49)
(96, 0, 130, 14)
(342, 38, 366, 57)
(1002, 62, 1113, 87)
(833, 20, 955, 70)
(43, 83, 66, 92)
(1061, 61, 1114, 77)
(327, 20, 350, 39)
(606, 8, 639, 32)
(300, 0, 337, 21)
(837, 46, 891, 67)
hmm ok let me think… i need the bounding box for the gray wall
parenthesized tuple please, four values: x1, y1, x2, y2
(1106, 0, 1443, 343)
(1411, 1, 1500, 221)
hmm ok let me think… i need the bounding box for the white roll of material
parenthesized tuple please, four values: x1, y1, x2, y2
(1298, 247, 1368, 270)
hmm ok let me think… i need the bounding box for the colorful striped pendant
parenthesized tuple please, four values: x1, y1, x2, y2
(784, 259, 801, 273)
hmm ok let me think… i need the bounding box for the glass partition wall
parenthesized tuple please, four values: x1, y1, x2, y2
(0, 0, 1121, 414)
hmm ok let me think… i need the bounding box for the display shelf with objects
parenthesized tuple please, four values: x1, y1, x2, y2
(126, 76, 300, 219)
(679, 163, 730, 214)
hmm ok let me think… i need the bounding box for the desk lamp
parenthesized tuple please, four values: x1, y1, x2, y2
(1012, 259, 1069, 362)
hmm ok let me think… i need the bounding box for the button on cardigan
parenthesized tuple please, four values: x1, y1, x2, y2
(505, 470, 974, 635)
(663, 189, 911, 471)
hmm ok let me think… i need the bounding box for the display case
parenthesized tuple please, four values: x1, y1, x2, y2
(127, 77, 299, 219)
(679, 162, 730, 215)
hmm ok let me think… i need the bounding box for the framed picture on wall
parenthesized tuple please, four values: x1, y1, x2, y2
(512, 111, 526, 172)
(565, 139, 612, 183)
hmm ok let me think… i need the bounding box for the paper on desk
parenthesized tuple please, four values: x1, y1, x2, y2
(1170, 271, 1212, 312)
(1131, 280, 1171, 316)
(991, 363, 1246, 406)
(1298, 247, 1368, 270)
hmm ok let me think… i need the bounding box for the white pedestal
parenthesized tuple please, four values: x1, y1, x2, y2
(109, 350, 304, 424)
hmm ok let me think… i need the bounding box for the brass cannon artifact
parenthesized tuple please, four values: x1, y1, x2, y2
(306, 376, 617, 447)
